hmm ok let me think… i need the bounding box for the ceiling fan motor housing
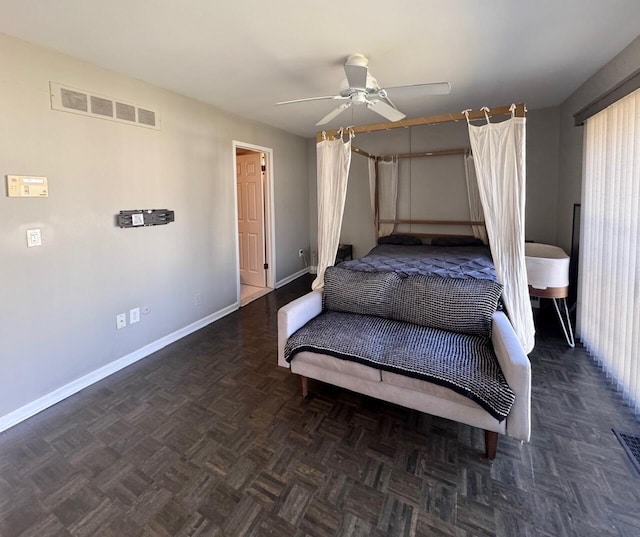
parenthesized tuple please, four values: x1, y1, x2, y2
(345, 53, 368, 67)
(339, 74, 380, 97)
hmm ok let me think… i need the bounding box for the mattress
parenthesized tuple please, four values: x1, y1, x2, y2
(338, 244, 496, 281)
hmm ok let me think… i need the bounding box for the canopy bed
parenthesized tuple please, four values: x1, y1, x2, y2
(312, 103, 534, 354)
(279, 104, 534, 458)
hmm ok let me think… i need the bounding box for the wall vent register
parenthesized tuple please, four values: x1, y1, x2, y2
(50, 82, 160, 130)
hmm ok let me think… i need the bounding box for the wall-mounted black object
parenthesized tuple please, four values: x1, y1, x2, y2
(117, 209, 174, 228)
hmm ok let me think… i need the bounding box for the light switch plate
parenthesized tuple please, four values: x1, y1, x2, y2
(130, 307, 140, 324)
(26, 229, 42, 247)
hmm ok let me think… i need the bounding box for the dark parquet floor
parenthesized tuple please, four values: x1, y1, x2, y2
(1, 275, 639, 537)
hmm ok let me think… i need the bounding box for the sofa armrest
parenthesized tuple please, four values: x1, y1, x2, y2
(277, 291, 323, 368)
(491, 311, 532, 441)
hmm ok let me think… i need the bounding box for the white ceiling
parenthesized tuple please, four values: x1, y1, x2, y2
(1, 0, 640, 138)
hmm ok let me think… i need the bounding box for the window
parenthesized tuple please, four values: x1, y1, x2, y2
(578, 88, 640, 416)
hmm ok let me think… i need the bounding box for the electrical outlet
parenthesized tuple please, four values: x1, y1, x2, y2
(130, 307, 140, 324)
(116, 313, 126, 329)
(298, 249, 304, 257)
(195, 293, 202, 306)
(26, 228, 42, 248)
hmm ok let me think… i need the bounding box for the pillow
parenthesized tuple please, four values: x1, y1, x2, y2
(390, 275, 503, 337)
(378, 234, 423, 246)
(430, 236, 485, 247)
(323, 267, 401, 318)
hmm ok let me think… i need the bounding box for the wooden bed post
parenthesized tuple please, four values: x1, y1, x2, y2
(485, 430, 498, 459)
(300, 376, 309, 398)
(374, 158, 379, 236)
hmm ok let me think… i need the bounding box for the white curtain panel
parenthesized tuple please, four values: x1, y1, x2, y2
(378, 157, 399, 238)
(464, 153, 488, 244)
(579, 89, 640, 416)
(312, 135, 352, 291)
(368, 157, 377, 242)
(468, 117, 535, 353)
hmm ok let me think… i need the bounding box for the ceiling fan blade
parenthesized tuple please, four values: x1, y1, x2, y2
(376, 89, 399, 111)
(316, 103, 352, 126)
(384, 82, 452, 97)
(366, 100, 406, 122)
(344, 63, 368, 89)
(276, 95, 342, 105)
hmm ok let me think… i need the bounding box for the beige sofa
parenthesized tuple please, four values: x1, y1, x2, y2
(277, 288, 531, 459)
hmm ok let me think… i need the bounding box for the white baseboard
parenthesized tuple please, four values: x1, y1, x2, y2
(0, 302, 239, 433)
(275, 267, 309, 288)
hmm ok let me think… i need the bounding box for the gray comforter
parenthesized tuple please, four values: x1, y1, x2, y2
(338, 244, 496, 281)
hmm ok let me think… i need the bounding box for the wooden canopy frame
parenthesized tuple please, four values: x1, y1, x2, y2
(317, 104, 526, 237)
(316, 103, 526, 142)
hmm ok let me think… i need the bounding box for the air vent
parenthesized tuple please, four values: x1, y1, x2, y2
(613, 429, 640, 474)
(116, 102, 136, 122)
(60, 88, 88, 112)
(50, 82, 160, 130)
(90, 95, 113, 117)
(137, 108, 156, 126)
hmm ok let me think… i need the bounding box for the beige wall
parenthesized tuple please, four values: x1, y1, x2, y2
(0, 34, 309, 420)
(557, 35, 640, 252)
(309, 109, 560, 259)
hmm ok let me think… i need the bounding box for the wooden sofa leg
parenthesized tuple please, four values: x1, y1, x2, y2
(485, 430, 498, 459)
(300, 376, 309, 398)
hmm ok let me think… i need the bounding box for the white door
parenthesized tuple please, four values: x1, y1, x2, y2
(237, 152, 266, 287)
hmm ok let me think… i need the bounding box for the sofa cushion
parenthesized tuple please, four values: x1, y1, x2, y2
(323, 266, 401, 318)
(381, 370, 480, 408)
(391, 274, 503, 337)
(291, 351, 382, 382)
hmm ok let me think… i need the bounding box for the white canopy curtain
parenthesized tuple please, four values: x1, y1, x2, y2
(312, 131, 353, 291)
(467, 112, 535, 354)
(376, 157, 399, 238)
(464, 152, 488, 244)
(579, 88, 640, 417)
(368, 157, 377, 242)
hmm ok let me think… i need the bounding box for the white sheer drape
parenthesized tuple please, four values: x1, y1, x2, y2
(579, 89, 640, 416)
(312, 134, 353, 291)
(378, 157, 398, 238)
(464, 153, 488, 244)
(468, 117, 535, 353)
(368, 157, 377, 242)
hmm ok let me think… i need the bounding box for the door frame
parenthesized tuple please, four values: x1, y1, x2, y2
(232, 141, 276, 304)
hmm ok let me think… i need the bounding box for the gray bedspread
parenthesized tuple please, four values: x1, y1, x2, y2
(338, 244, 496, 281)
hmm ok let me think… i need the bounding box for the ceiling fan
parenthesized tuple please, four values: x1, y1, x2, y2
(276, 53, 451, 126)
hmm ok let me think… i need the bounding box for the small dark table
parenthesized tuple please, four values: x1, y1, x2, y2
(335, 244, 353, 263)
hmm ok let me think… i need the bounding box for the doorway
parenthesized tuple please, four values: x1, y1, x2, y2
(233, 142, 275, 306)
